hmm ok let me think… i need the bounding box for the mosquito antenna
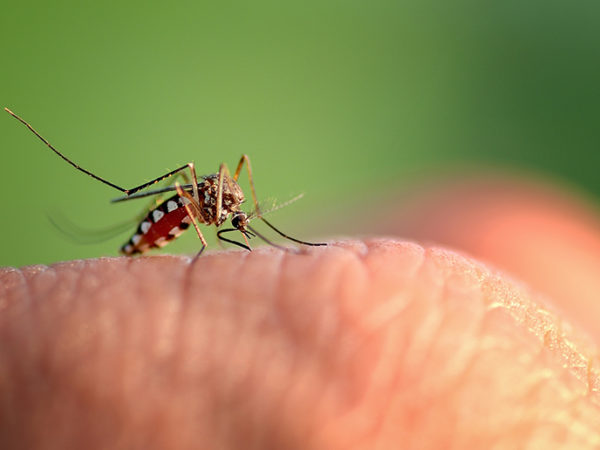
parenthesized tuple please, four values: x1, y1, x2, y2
(259, 217, 326, 246)
(5, 108, 128, 193)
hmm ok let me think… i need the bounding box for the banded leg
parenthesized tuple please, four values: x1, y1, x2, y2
(175, 182, 208, 258)
(216, 228, 253, 252)
(232, 154, 261, 216)
(144, 170, 191, 211)
(127, 162, 200, 204)
(5, 109, 200, 200)
(232, 154, 327, 247)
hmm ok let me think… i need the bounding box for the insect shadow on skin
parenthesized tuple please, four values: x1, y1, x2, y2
(5, 107, 327, 260)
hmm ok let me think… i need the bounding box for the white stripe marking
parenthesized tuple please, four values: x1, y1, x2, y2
(167, 200, 178, 212)
(141, 221, 151, 234)
(132, 234, 142, 245)
(152, 209, 165, 222)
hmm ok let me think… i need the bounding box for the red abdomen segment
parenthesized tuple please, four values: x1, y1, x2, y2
(121, 194, 194, 255)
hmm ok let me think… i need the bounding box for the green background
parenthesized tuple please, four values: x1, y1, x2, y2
(2, 1, 599, 267)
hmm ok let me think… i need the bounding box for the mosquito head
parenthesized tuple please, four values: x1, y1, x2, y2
(231, 211, 249, 232)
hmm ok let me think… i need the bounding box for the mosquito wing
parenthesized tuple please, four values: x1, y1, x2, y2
(48, 211, 139, 244)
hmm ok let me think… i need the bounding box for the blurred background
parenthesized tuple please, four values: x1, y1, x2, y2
(2, 0, 600, 267)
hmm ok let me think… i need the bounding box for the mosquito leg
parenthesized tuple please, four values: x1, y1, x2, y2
(216, 229, 226, 249)
(232, 154, 261, 216)
(125, 162, 198, 196)
(217, 228, 252, 251)
(247, 225, 294, 252)
(232, 154, 326, 248)
(4, 109, 200, 197)
(5, 108, 128, 193)
(175, 182, 208, 258)
(240, 230, 251, 249)
(5, 109, 201, 201)
(186, 163, 200, 204)
(259, 219, 326, 247)
(126, 171, 189, 227)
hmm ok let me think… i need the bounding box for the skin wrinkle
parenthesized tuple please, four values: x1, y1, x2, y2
(41, 265, 83, 376)
(358, 243, 600, 448)
(141, 257, 188, 363)
(173, 254, 201, 382)
(213, 250, 266, 448)
(0, 267, 29, 442)
(416, 272, 479, 447)
(53, 259, 125, 449)
(259, 262, 304, 448)
(411, 247, 454, 376)
(2, 240, 600, 449)
(0, 267, 30, 311)
(361, 244, 425, 332)
(312, 252, 367, 445)
(376, 247, 458, 449)
(311, 242, 434, 448)
(178, 252, 250, 448)
(26, 265, 74, 450)
(106, 259, 163, 447)
(23, 264, 64, 432)
(256, 248, 290, 448)
(236, 255, 288, 388)
(268, 249, 323, 449)
(266, 249, 326, 449)
(439, 272, 486, 387)
(233, 247, 331, 450)
(384, 247, 447, 403)
(393, 244, 482, 448)
(350, 246, 429, 449)
(238, 244, 370, 444)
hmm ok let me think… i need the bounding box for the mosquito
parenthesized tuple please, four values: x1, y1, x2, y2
(5, 108, 326, 258)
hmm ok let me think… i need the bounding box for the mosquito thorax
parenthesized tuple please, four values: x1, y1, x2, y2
(198, 174, 245, 226)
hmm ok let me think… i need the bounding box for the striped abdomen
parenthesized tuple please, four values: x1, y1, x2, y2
(121, 194, 195, 255)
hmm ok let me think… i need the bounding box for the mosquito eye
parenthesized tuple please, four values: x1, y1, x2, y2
(232, 212, 248, 229)
(232, 215, 241, 229)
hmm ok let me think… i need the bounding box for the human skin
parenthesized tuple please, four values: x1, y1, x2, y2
(374, 175, 600, 344)
(2, 183, 600, 448)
